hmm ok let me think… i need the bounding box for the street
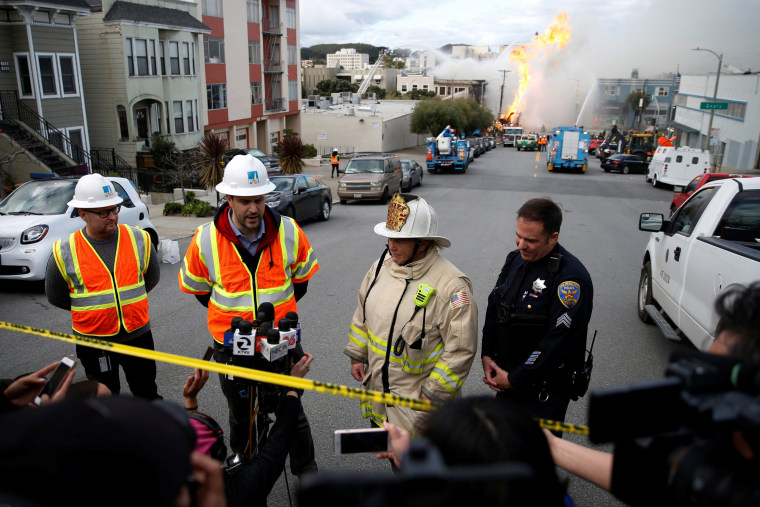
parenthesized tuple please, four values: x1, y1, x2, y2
(0, 146, 686, 506)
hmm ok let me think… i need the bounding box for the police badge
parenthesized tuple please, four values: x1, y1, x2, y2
(558, 281, 580, 309)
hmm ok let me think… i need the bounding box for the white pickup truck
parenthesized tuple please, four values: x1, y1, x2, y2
(637, 177, 760, 350)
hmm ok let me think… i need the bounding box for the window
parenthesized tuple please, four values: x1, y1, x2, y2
(716, 190, 760, 241)
(691, 157, 699, 164)
(286, 7, 296, 29)
(287, 44, 297, 65)
(117, 105, 129, 141)
(37, 54, 58, 96)
(173, 101, 184, 133)
(202, 0, 222, 17)
(670, 187, 716, 236)
(423, 84, 429, 90)
(165, 101, 171, 134)
(135, 39, 148, 76)
(676, 155, 683, 163)
(604, 85, 620, 96)
(170, 42, 180, 75)
(191, 43, 196, 75)
(207, 83, 227, 110)
(656, 87, 669, 96)
(288, 80, 298, 101)
(412, 84, 418, 90)
(268, 5, 279, 25)
(126, 40, 134, 76)
(248, 41, 261, 64)
(14, 54, 34, 98)
(205, 37, 225, 64)
(159, 41, 166, 75)
(186, 100, 194, 132)
(33, 10, 50, 23)
(182, 42, 191, 75)
(726, 102, 746, 121)
(247, 0, 260, 23)
(401, 84, 407, 92)
(58, 55, 77, 95)
(194, 99, 199, 133)
(251, 82, 262, 105)
(149, 40, 157, 75)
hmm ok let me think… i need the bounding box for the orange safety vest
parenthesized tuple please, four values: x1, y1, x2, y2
(178, 217, 319, 342)
(331, 153, 339, 164)
(53, 225, 151, 337)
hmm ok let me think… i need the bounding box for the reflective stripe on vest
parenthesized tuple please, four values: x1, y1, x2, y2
(192, 217, 307, 340)
(331, 154, 338, 164)
(361, 324, 444, 375)
(54, 225, 149, 336)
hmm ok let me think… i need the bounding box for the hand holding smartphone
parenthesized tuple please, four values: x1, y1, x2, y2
(34, 356, 76, 406)
(334, 428, 391, 454)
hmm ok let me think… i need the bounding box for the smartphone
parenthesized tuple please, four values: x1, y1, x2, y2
(34, 356, 77, 406)
(202, 346, 214, 362)
(334, 428, 390, 454)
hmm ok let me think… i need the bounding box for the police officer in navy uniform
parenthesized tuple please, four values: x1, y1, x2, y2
(481, 198, 593, 427)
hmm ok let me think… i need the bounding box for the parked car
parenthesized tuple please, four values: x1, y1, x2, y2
(400, 159, 424, 192)
(600, 154, 649, 174)
(596, 141, 619, 160)
(589, 138, 604, 155)
(469, 138, 482, 158)
(646, 146, 709, 188)
(220, 148, 280, 173)
(267, 174, 332, 222)
(0, 176, 158, 281)
(337, 153, 402, 204)
(516, 134, 539, 151)
(670, 173, 755, 215)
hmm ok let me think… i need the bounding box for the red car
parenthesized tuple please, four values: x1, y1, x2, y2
(588, 138, 604, 155)
(670, 173, 755, 215)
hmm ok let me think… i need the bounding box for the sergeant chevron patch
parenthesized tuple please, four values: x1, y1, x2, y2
(525, 351, 541, 365)
(556, 313, 572, 328)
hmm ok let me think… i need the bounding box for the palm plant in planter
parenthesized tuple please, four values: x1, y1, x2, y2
(278, 135, 305, 174)
(195, 133, 229, 202)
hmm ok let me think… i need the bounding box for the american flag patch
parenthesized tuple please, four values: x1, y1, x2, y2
(450, 291, 470, 309)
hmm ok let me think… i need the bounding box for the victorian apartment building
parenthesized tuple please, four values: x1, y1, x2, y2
(200, 0, 301, 155)
(76, 0, 210, 167)
(0, 0, 93, 181)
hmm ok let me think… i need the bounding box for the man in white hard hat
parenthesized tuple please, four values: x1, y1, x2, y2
(45, 173, 161, 399)
(344, 193, 478, 436)
(179, 154, 319, 474)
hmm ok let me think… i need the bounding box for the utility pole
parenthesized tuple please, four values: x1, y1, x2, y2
(693, 47, 722, 172)
(498, 70, 510, 117)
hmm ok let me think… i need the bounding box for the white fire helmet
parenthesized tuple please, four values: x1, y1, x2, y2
(373, 194, 451, 248)
(67, 174, 123, 209)
(215, 154, 275, 196)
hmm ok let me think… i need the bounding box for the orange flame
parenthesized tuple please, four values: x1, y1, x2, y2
(501, 12, 571, 123)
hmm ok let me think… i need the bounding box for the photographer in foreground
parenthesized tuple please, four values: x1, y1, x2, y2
(545, 282, 760, 502)
(183, 353, 314, 507)
(377, 396, 568, 506)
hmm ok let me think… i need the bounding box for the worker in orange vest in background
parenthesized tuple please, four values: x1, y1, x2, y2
(331, 148, 340, 178)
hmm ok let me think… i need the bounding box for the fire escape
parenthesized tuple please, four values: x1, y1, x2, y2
(262, 7, 284, 112)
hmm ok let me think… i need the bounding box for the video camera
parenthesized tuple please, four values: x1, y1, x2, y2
(588, 348, 760, 506)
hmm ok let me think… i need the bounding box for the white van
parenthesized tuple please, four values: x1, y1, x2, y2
(646, 146, 709, 188)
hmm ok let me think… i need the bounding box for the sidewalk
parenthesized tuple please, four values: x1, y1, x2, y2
(148, 146, 428, 241)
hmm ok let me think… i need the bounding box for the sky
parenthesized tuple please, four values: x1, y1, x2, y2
(300, 0, 760, 128)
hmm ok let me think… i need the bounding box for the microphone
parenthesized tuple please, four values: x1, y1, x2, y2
(285, 311, 304, 362)
(256, 302, 275, 327)
(260, 327, 288, 363)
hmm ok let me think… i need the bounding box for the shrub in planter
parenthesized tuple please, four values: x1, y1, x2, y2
(163, 202, 183, 215)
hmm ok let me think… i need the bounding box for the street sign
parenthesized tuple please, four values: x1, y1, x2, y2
(700, 102, 728, 110)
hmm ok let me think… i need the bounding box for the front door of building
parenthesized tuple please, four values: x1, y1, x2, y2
(136, 107, 150, 142)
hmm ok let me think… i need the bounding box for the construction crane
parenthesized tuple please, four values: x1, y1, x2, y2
(357, 49, 386, 96)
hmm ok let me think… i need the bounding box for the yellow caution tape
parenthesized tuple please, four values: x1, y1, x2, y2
(0, 321, 591, 435)
(0, 321, 433, 412)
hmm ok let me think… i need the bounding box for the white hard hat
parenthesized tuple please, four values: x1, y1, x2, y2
(215, 154, 275, 196)
(67, 173, 123, 209)
(374, 194, 451, 248)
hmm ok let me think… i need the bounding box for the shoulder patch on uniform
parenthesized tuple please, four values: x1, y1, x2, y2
(558, 281, 580, 309)
(450, 291, 470, 309)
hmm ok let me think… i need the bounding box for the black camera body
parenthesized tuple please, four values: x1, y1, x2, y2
(588, 348, 760, 506)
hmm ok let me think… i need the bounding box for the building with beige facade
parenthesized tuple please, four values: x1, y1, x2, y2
(326, 48, 368, 70)
(76, 0, 210, 167)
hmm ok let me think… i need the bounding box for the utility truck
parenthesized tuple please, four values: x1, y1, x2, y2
(426, 126, 470, 173)
(546, 127, 590, 173)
